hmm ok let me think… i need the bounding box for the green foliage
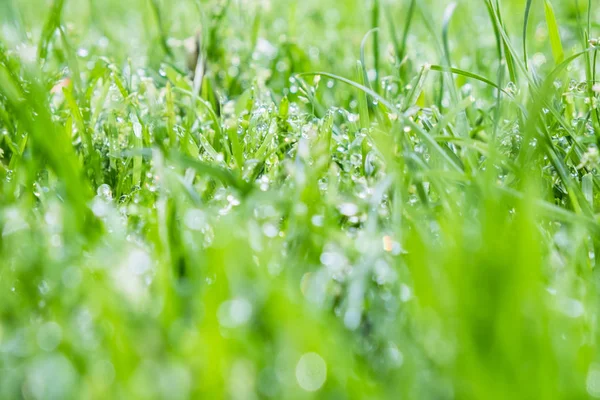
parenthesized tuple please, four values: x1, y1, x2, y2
(1, 0, 600, 399)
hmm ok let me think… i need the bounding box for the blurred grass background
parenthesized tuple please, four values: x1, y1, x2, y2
(1, 0, 600, 398)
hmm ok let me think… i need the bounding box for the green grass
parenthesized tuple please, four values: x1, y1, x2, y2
(1, 0, 600, 398)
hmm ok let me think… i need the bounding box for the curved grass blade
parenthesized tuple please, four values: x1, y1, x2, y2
(547, 47, 592, 81)
(360, 28, 380, 91)
(429, 65, 510, 95)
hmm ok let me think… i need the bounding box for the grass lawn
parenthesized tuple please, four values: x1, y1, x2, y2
(2, 0, 600, 398)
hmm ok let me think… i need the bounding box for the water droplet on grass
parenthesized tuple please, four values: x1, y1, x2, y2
(262, 223, 278, 238)
(91, 198, 110, 217)
(339, 203, 358, 216)
(347, 113, 359, 123)
(588, 364, 600, 398)
(98, 36, 109, 48)
(184, 209, 206, 231)
(62, 267, 82, 289)
(558, 297, 584, 318)
(25, 354, 77, 399)
(296, 353, 327, 392)
(37, 322, 62, 352)
(97, 184, 112, 200)
(38, 280, 50, 295)
(132, 119, 143, 138)
(128, 249, 152, 275)
(344, 309, 361, 330)
(218, 298, 253, 328)
(400, 284, 413, 302)
(311, 215, 324, 227)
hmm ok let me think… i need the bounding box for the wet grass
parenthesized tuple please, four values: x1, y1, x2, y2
(1, 0, 600, 398)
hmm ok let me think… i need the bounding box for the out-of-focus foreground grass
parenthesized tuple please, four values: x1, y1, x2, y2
(1, 0, 600, 398)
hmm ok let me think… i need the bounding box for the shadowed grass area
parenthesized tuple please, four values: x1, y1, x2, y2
(1, 0, 600, 398)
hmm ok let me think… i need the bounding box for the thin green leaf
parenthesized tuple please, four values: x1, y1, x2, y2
(38, 0, 65, 62)
(523, 0, 533, 69)
(429, 65, 510, 95)
(544, 0, 564, 63)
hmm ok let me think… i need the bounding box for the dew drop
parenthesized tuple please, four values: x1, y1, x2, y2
(296, 353, 327, 392)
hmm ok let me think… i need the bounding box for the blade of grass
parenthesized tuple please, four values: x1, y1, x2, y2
(441, 3, 457, 68)
(356, 61, 371, 131)
(438, 2, 458, 107)
(372, 0, 380, 93)
(403, 63, 430, 110)
(149, 0, 173, 58)
(429, 65, 510, 95)
(385, 0, 417, 82)
(544, 0, 564, 64)
(360, 28, 379, 92)
(484, 0, 518, 83)
(37, 0, 65, 62)
(523, 0, 533, 69)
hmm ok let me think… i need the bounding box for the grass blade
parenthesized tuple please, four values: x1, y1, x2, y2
(544, 0, 565, 63)
(360, 28, 379, 92)
(523, 0, 533, 69)
(441, 2, 457, 67)
(149, 0, 173, 57)
(429, 65, 509, 94)
(38, 0, 65, 62)
(372, 0, 380, 92)
(484, 0, 518, 83)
